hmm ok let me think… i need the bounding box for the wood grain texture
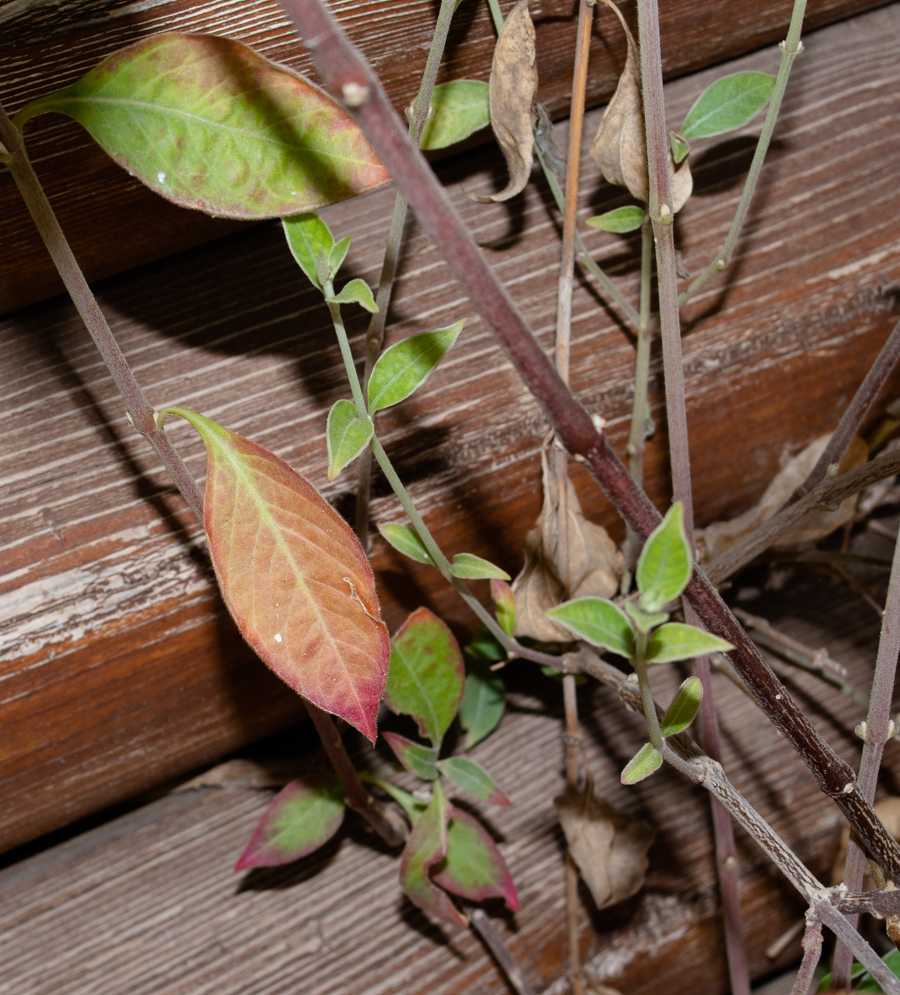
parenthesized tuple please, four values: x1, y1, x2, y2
(2, 5, 900, 853)
(2, 575, 899, 995)
(0, 0, 889, 314)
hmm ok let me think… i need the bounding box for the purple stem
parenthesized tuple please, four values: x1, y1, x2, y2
(274, 0, 900, 883)
(790, 918, 823, 995)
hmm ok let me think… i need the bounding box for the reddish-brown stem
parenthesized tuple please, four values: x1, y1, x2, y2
(791, 918, 823, 995)
(801, 316, 900, 497)
(304, 702, 407, 847)
(275, 0, 900, 883)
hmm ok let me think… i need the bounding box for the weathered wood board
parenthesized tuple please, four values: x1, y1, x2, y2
(2, 574, 898, 995)
(0, 0, 889, 314)
(2, 5, 900, 853)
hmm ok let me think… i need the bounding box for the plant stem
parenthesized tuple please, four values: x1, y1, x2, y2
(707, 446, 900, 587)
(627, 219, 655, 487)
(277, 0, 900, 884)
(801, 316, 900, 497)
(355, 0, 459, 546)
(304, 701, 407, 847)
(0, 99, 204, 522)
(679, 0, 807, 306)
(831, 518, 900, 987)
(467, 907, 536, 995)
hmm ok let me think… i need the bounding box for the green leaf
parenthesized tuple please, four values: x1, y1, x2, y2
(16, 33, 390, 219)
(437, 756, 509, 805)
(645, 623, 734, 665)
(328, 278, 378, 313)
(624, 601, 670, 635)
(378, 522, 434, 565)
(383, 732, 439, 780)
(235, 771, 345, 869)
(681, 71, 777, 140)
(544, 597, 634, 657)
(637, 502, 692, 613)
(464, 630, 507, 663)
(450, 552, 510, 580)
(817, 947, 900, 992)
(585, 205, 645, 233)
(328, 235, 353, 277)
(621, 743, 663, 784)
(326, 399, 373, 481)
(283, 213, 333, 290)
(433, 808, 519, 911)
(368, 321, 465, 413)
(458, 660, 506, 749)
(399, 781, 467, 927)
(375, 780, 426, 823)
(160, 407, 388, 741)
(385, 608, 465, 747)
(660, 677, 703, 736)
(490, 579, 516, 637)
(669, 130, 690, 164)
(419, 79, 491, 151)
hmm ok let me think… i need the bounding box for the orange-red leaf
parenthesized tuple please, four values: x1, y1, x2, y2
(165, 407, 389, 741)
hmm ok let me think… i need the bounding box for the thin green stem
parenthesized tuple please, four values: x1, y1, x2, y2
(627, 219, 655, 487)
(355, 0, 459, 545)
(325, 290, 368, 414)
(679, 0, 807, 306)
(486, 0, 504, 36)
(632, 633, 664, 750)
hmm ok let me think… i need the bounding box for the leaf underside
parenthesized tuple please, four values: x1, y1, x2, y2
(167, 407, 389, 742)
(17, 33, 390, 219)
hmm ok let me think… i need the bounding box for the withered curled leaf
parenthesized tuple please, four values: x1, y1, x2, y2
(555, 787, 655, 910)
(469, 0, 537, 203)
(589, 0, 692, 212)
(511, 450, 622, 642)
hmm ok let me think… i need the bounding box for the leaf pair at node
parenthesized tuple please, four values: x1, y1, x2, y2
(284, 212, 376, 310)
(378, 522, 511, 582)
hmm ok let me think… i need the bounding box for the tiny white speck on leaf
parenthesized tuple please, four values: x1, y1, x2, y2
(157, 171, 167, 184)
(274, 633, 282, 643)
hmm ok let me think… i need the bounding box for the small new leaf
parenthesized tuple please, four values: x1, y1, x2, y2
(328, 278, 378, 313)
(660, 677, 703, 737)
(378, 522, 434, 565)
(459, 657, 506, 749)
(669, 131, 690, 164)
(326, 400, 373, 481)
(420, 80, 491, 151)
(368, 320, 465, 413)
(586, 205, 645, 234)
(645, 623, 734, 664)
(383, 732, 439, 780)
(235, 773, 345, 869)
(681, 71, 777, 140)
(621, 743, 663, 784)
(328, 235, 352, 276)
(437, 756, 510, 805)
(450, 553, 510, 580)
(624, 601, 669, 635)
(490, 579, 516, 637)
(637, 502, 692, 613)
(385, 608, 465, 747)
(545, 597, 634, 657)
(283, 213, 333, 290)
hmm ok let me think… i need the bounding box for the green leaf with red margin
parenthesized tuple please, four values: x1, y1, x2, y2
(437, 756, 510, 805)
(235, 771, 345, 869)
(382, 731, 439, 780)
(15, 33, 389, 219)
(433, 808, 519, 911)
(490, 578, 516, 637)
(385, 608, 465, 747)
(399, 781, 467, 927)
(162, 406, 389, 741)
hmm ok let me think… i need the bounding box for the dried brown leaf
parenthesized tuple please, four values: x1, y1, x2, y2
(696, 434, 869, 563)
(589, 0, 692, 212)
(555, 787, 655, 910)
(469, 0, 537, 203)
(511, 450, 622, 641)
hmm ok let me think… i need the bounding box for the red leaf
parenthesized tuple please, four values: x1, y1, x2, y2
(433, 808, 519, 911)
(165, 407, 389, 741)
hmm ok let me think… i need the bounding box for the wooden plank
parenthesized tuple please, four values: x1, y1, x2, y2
(0, 0, 889, 315)
(1, 573, 896, 994)
(2, 5, 900, 853)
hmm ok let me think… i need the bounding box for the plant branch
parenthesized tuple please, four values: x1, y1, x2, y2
(679, 0, 808, 306)
(790, 917, 822, 995)
(0, 99, 204, 521)
(276, 0, 900, 883)
(832, 514, 900, 986)
(707, 446, 900, 587)
(304, 702, 407, 847)
(355, 0, 458, 545)
(467, 907, 537, 995)
(801, 317, 900, 498)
